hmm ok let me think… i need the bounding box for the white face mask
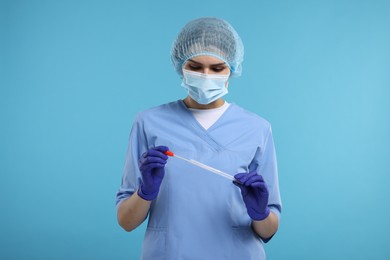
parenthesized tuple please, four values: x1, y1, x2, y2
(181, 69, 230, 105)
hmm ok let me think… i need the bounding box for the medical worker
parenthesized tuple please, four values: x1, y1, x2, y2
(116, 17, 282, 259)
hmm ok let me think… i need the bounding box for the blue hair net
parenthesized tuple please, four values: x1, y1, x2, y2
(171, 17, 244, 77)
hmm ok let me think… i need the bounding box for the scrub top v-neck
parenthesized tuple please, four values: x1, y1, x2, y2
(187, 101, 231, 130)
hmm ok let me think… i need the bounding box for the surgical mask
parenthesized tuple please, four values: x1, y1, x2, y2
(181, 69, 230, 105)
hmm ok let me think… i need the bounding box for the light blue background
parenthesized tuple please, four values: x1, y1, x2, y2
(1, 0, 389, 259)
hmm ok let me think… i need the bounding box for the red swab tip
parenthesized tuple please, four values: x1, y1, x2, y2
(165, 150, 174, 157)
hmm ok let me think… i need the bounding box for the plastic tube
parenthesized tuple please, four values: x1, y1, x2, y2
(165, 150, 239, 183)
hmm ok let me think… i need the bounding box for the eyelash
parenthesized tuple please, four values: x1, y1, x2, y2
(212, 67, 225, 72)
(188, 65, 226, 72)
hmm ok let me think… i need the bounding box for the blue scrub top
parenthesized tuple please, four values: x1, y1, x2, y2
(117, 100, 282, 260)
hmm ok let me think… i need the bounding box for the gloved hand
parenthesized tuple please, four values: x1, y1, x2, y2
(234, 171, 270, 221)
(137, 146, 169, 201)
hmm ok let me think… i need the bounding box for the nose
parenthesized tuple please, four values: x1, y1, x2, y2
(202, 68, 211, 74)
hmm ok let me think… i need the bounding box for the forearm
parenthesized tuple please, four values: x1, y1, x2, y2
(117, 190, 151, 232)
(251, 211, 279, 239)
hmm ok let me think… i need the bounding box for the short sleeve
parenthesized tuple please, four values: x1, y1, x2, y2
(249, 125, 282, 242)
(116, 114, 148, 207)
(256, 126, 281, 211)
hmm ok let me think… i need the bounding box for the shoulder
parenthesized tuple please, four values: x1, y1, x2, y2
(135, 100, 181, 121)
(229, 103, 271, 131)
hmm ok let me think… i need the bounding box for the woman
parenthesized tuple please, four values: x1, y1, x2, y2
(116, 17, 282, 259)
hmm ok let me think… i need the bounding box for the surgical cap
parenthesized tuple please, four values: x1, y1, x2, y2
(171, 17, 244, 77)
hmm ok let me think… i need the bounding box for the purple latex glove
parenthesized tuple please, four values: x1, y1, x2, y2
(137, 146, 169, 201)
(234, 171, 270, 221)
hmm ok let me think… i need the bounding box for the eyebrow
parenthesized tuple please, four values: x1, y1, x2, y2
(188, 59, 226, 66)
